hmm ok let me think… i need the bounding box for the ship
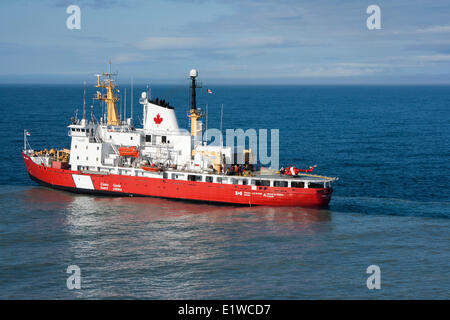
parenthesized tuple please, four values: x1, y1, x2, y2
(22, 62, 337, 207)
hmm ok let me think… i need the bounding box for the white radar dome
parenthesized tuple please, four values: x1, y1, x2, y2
(189, 69, 198, 78)
(141, 92, 147, 99)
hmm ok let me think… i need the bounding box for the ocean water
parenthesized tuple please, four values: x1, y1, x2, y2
(0, 84, 448, 299)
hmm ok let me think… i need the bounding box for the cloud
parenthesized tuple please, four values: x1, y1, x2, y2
(135, 37, 200, 50)
(415, 54, 450, 62)
(135, 35, 306, 53)
(416, 25, 450, 34)
(270, 62, 385, 78)
(51, 0, 133, 9)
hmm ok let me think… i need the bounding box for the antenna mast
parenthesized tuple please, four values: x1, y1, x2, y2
(83, 81, 86, 120)
(131, 77, 134, 123)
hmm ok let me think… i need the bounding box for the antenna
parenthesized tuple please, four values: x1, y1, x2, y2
(190, 69, 198, 110)
(119, 93, 122, 124)
(131, 77, 134, 123)
(124, 88, 127, 124)
(206, 104, 209, 141)
(220, 104, 223, 148)
(83, 81, 86, 120)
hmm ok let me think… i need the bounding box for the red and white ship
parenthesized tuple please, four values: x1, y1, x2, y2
(22, 63, 337, 207)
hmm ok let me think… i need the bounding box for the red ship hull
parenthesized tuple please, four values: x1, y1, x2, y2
(22, 152, 332, 207)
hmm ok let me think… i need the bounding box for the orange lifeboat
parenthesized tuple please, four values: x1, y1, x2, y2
(118, 146, 139, 157)
(142, 164, 161, 172)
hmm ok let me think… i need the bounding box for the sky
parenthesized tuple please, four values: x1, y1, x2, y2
(1, 0, 450, 84)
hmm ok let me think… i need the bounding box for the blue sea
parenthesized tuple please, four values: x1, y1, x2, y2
(0, 84, 448, 299)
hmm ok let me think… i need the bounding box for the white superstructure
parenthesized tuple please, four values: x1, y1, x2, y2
(67, 63, 236, 176)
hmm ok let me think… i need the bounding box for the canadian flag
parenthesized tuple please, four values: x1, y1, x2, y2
(206, 88, 213, 94)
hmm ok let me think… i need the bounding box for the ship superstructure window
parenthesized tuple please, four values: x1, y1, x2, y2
(172, 173, 184, 180)
(252, 180, 270, 186)
(205, 176, 213, 182)
(188, 174, 202, 182)
(308, 182, 324, 189)
(216, 177, 229, 183)
(242, 179, 248, 185)
(274, 181, 288, 187)
(291, 181, 305, 188)
(162, 136, 167, 143)
(145, 135, 151, 142)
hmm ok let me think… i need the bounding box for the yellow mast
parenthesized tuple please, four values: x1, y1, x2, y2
(188, 109, 203, 136)
(94, 61, 121, 126)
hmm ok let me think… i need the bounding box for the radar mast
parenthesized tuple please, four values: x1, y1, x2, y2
(94, 61, 120, 126)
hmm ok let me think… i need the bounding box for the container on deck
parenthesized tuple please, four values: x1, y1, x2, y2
(52, 161, 69, 169)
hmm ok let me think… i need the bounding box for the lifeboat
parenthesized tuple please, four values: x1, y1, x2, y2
(118, 146, 139, 157)
(142, 164, 161, 172)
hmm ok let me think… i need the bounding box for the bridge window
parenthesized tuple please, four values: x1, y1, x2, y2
(162, 136, 167, 143)
(291, 181, 305, 188)
(145, 135, 151, 142)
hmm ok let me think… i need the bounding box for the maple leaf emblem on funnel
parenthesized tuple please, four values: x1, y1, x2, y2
(153, 114, 163, 125)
